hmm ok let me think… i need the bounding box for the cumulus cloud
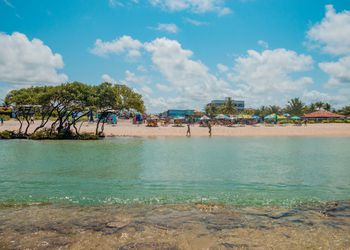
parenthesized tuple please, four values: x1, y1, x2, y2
(0, 32, 68, 85)
(156, 83, 172, 92)
(307, 5, 350, 90)
(144, 37, 237, 106)
(230, 49, 314, 106)
(217, 63, 229, 73)
(148, 0, 231, 16)
(319, 56, 350, 87)
(257, 40, 269, 49)
(91, 36, 322, 110)
(90, 35, 143, 58)
(153, 23, 179, 33)
(101, 74, 117, 83)
(302, 90, 348, 107)
(307, 5, 350, 56)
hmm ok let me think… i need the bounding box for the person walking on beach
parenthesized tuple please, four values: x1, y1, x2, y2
(0, 117, 3, 126)
(208, 122, 212, 137)
(186, 123, 191, 137)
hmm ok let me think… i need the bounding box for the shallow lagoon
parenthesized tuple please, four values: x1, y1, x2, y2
(1, 137, 350, 206)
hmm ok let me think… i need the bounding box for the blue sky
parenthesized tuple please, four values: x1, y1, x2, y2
(1, 0, 350, 112)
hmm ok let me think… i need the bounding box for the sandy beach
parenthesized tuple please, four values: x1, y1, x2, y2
(1, 119, 350, 137)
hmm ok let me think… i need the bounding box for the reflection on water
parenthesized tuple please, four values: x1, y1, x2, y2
(0, 137, 350, 206)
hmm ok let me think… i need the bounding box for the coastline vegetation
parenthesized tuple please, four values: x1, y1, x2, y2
(2, 82, 145, 140)
(205, 97, 350, 118)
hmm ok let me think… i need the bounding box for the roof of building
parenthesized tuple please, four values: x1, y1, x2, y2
(303, 110, 345, 119)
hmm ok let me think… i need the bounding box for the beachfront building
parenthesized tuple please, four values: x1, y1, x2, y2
(160, 109, 195, 118)
(0, 106, 13, 118)
(303, 110, 345, 121)
(206, 98, 245, 112)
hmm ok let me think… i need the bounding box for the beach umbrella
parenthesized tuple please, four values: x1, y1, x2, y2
(264, 115, 274, 120)
(200, 115, 210, 121)
(283, 113, 291, 117)
(173, 116, 185, 120)
(277, 115, 286, 120)
(291, 116, 301, 120)
(252, 115, 260, 120)
(215, 114, 229, 120)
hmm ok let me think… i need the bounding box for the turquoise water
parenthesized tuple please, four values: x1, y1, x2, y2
(0, 138, 350, 206)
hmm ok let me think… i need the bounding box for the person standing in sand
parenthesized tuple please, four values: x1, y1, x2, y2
(186, 123, 191, 137)
(208, 122, 212, 137)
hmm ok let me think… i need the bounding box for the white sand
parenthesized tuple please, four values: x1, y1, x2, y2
(1, 119, 350, 137)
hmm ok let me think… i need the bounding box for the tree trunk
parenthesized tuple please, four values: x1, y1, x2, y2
(24, 116, 31, 136)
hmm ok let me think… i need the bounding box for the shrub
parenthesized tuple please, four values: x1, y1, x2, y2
(77, 133, 99, 140)
(0, 130, 13, 139)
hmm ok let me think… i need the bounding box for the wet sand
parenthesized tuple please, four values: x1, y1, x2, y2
(0, 202, 350, 249)
(1, 119, 350, 137)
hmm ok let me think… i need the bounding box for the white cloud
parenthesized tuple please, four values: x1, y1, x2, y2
(144, 37, 237, 107)
(0, 32, 68, 85)
(302, 90, 348, 107)
(153, 23, 179, 33)
(148, 0, 231, 16)
(108, 0, 124, 8)
(183, 18, 208, 26)
(92, 36, 330, 111)
(124, 70, 149, 84)
(307, 5, 350, 56)
(101, 74, 117, 83)
(307, 5, 350, 90)
(141, 86, 153, 95)
(217, 63, 229, 73)
(137, 65, 148, 72)
(90, 35, 143, 58)
(230, 49, 314, 106)
(257, 40, 269, 49)
(156, 83, 172, 92)
(319, 56, 350, 87)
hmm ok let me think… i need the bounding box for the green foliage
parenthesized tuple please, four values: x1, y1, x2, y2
(0, 130, 13, 139)
(5, 82, 145, 139)
(338, 106, 350, 116)
(284, 98, 307, 116)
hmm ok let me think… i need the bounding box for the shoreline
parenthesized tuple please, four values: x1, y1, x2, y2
(1, 119, 350, 138)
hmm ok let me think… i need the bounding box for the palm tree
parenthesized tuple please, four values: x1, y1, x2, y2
(223, 97, 236, 115)
(268, 105, 281, 115)
(205, 103, 217, 118)
(314, 101, 325, 110)
(285, 98, 306, 116)
(323, 103, 331, 111)
(338, 106, 350, 115)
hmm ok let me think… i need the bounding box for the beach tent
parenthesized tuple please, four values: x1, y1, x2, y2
(291, 116, 301, 120)
(215, 114, 230, 120)
(264, 114, 276, 120)
(236, 114, 252, 119)
(200, 115, 210, 121)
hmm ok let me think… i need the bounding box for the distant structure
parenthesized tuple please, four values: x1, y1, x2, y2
(160, 109, 195, 118)
(206, 98, 245, 112)
(303, 110, 345, 120)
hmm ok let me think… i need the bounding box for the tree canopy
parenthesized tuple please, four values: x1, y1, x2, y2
(5, 82, 145, 138)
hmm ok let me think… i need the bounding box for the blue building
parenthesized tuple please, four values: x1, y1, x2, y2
(207, 98, 245, 112)
(161, 109, 195, 118)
